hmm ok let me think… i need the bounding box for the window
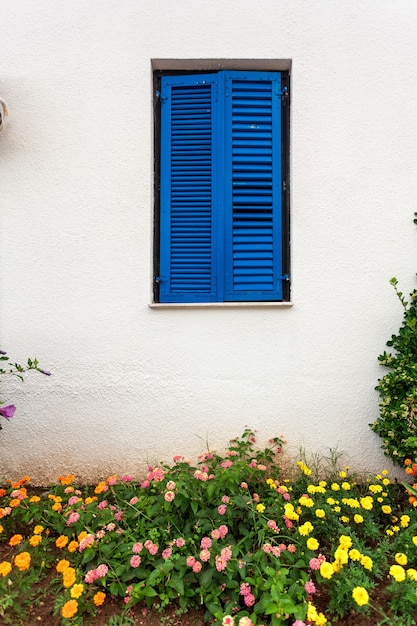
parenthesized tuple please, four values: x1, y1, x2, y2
(154, 68, 290, 304)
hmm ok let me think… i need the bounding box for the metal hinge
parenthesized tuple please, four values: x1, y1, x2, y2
(277, 274, 290, 282)
(155, 91, 167, 103)
(155, 276, 166, 283)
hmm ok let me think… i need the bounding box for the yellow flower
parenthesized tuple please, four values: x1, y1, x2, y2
(62, 567, 76, 588)
(407, 568, 417, 581)
(307, 602, 318, 622)
(354, 514, 364, 524)
(341, 516, 349, 523)
(298, 521, 314, 536)
(412, 536, 417, 547)
(67, 541, 79, 553)
(78, 531, 88, 542)
(352, 586, 369, 606)
(52, 503, 62, 511)
(326, 497, 336, 505)
(320, 561, 334, 579)
(256, 503, 265, 513)
(389, 564, 406, 582)
(369, 484, 383, 493)
(349, 549, 361, 561)
(400, 515, 410, 528)
(316, 613, 327, 626)
(0, 561, 12, 577)
(299, 496, 314, 507)
(315, 509, 325, 518)
(29, 535, 42, 547)
(29, 495, 41, 503)
(70, 583, 84, 599)
(395, 553, 408, 566)
(56, 559, 70, 573)
(14, 552, 31, 571)
(382, 505, 392, 514)
(386, 529, 394, 536)
(360, 496, 373, 510)
(33, 525, 44, 535)
(331, 483, 340, 491)
(360, 555, 373, 571)
(9, 534, 23, 546)
(334, 547, 348, 565)
(306, 537, 319, 550)
(93, 591, 106, 606)
(382, 478, 390, 486)
(61, 599, 78, 619)
(0, 525, 3, 534)
(56, 535, 69, 548)
(341, 482, 351, 490)
(339, 471, 347, 478)
(339, 535, 352, 549)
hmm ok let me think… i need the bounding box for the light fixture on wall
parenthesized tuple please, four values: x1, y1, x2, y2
(0, 98, 9, 131)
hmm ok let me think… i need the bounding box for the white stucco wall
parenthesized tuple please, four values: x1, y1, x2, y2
(1, 0, 417, 483)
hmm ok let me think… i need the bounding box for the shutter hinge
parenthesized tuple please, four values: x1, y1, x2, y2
(283, 180, 287, 192)
(155, 276, 166, 283)
(155, 90, 167, 103)
(279, 87, 288, 99)
(277, 274, 290, 282)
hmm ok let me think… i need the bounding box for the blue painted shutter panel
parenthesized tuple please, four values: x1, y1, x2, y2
(159, 74, 220, 302)
(223, 71, 283, 301)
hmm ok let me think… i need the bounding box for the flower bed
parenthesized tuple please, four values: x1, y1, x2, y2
(1, 429, 417, 626)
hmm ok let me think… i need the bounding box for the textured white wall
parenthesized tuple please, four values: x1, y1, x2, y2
(1, 0, 417, 483)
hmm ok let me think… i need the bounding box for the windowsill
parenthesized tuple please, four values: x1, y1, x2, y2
(149, 302, 293, 309)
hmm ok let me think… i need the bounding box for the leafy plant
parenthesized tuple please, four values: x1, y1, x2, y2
(0, 349, 51, 428)
(370, 213, 417, 466)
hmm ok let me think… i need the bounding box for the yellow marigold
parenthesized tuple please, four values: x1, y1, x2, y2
(307, 537, 319, 550)
(56, 559, 70, 573)
(320, 561, 334, 579)
(29, 495, 40, 503)
(382, 505, 392, 514)
(369, 484, 383, 493)
(339, 535, 352, 549)
(400, 515, 410, 528)
(341, 516, 350, 523)
(392, 525, 400, 533)
(307, 485, 316, 494)
(299, 496, 314, 507)
(0, 524, 3, 534)
(29, 535, 42, 547)
(94, 481, 107, 494)
(78, 531, 88, 542)
(52, 503, 62, 512)
(334, 547, 349, 565)
(62, 567, 76, 588)
(9, 499, 20, 508)
(326, 497, 336, 505)
(331, 483, 340, 491)
(70, 583, 84, 598)
(33, 525, 44, 535)
(315, 509, 325, 519)
(360, 496, 373, 510)
(339, 471, 347, 478)
(333, 505, 341, 513)
(354, 514, 364, 524)
(360, 555, 373, 571)
(395, 553, 408, 566)
(67, 541, 79, 553)
(349, 549, 361, 561)
(412, 536, 417, 547)
(256, 503, 265, 513)
(61, 599, 78, 619)
(56, 535, 69, 548)
(407, 568, 417, 581)
(9, 534, 23, 546)
(93, 591, 106, 606)
(307, 602, 318, 621)
(389, 564, 406, 582)
(298, 521, 314, 536)
(352, 586, 369, 606)
(316, 613, 327, 626)
(386, 529, 394, 536)
(382, 478, 390, 486)
(283, 503, 299, 521)
(0, 561, 12, 577)
(14, 552, 31, 571)
(58, 474, 75, 486)
(341, 482, 351, 490)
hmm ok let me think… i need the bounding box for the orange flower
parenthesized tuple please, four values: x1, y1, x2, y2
(29, 535, 42, 547)
(0, 489, 6, 498)
(67, 541, 79, 553)
(56, 559, 70, 573)
(406, 467, 413, 475)
(0, 561, 12, 577)
(94, 481, 107, 495)
(58, 474, 75, 486)
(9, 534, 23, 546)
(30, 495, 41, 503)
(61, 599, 78, 619)
(405, 459, 412, 465)
(33, 525, 44, 535)
(62, 567, 76, 588)
(14, 552, 31, 571)
(77, 531, 88, 542)
(56, 535, 69, 548)
(9, 499, 20, 508)
(93, 591, 106, 606)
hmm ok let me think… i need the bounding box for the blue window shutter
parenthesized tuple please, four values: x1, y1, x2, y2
(159, 74, 221, 303)
(222, 71, 283, 301)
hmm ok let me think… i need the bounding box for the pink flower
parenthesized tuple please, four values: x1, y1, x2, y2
(192, 561, 202, 573)
(218, 525, 228, 538)
(271, 546, 282, 558)
(162, 548, 172, 560)
(218, 504, 227, 515)
(221, 495, 230, 504)
(244, 593, 255, 607)
(240, 582, 251, 596)
(287, 544, 297, 553)
(98, 500, 108, 510)
(141, 480, 150, 488)
(106, 523, 116, 531)
(304, 581, 316, 595)
(186, 556, 196, 567)
(121, 475, 134, 482)
(79, 534, 95, 552)
(222, 617, 235, 626)
(129, 496, 139, 505)
(130, 555, 141, 568)
(176, 538, 185, 548)
(238, 560, 246, 569)
(84, 570, 96, 584)
(200, 549, 211, 562)
(173, 455, 183, 462)
(200, 537, 212, 549)
(66, 512, 80, 525)
(96, 564, 109, 578)
(211, 529, 221, 540)
(220, 460, 233, 468)
(164, 491, 175, 502)
(144, 540, 158, 555)
(96, 530, 105, 539)
(292, 621, 306, 626)
(267, 520, 279, 532)
(132, 542, 143, 554)
(0, 405, 16, 419)
(107, 476, 118, 485)
(68, 496, 80, 506)
(221, 546, 232, 561)
(248, 460, 257, 468)
(166, 480, 176, 491)
(215, 556, 227, 572)
(309, 558, 321, 570)
(240, 482, 248, 489)
(283, 516, 293, 529)
(114, 510, 122, 521)
(262, 543, 272, 553)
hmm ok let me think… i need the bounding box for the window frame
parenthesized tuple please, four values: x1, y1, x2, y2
(152, 60, 291, 305)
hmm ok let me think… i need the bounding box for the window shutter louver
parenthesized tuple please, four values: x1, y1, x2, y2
(159, 74, 220, 302)
(223, 71, 283, 301)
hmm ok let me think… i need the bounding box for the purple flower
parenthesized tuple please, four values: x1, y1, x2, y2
(0, 405, 16, 419)
(39, 369, 52, 376)
(0, 350, 7, 355)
